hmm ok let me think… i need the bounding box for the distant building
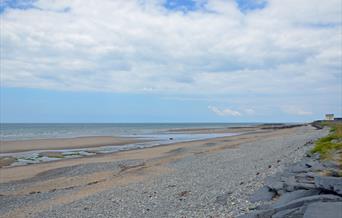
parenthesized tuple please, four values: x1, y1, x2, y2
(334, 117, 342, 121)
(325, 114, 334, 120)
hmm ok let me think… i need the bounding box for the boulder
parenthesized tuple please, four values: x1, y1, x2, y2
(304, 160, 325, 172)
(314, 176, 342, 195)
(273, 189, 321, 207)
(321, 160, 340, 169)
(272, 194, 342, 212)
(265, 176, 284, 191)
(283, 176, 316, 192)
(272, 206, 305, 218)
(250, 186, 276, 203)
(243, 194, 342, 218)
(304, 202, 342, 218)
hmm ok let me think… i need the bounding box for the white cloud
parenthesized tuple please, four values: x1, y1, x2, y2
(282, 106, 313, 116)
(244, 108, 256, 115)
(0, 0, 341, 108)
(208, 106, 241, 116)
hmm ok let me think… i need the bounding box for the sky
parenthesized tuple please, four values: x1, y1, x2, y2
(0, 0, 341, 123)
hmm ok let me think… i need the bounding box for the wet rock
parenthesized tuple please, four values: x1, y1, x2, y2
(314, 176, 342, 195)
(250, 186, 276, 203)
(304, 202, 342, 218)
(0, 156, 16, 168)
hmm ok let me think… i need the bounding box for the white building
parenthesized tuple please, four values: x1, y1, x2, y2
(325, 114, 334, 121)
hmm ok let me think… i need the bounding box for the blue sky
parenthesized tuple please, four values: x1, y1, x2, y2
(0, 0, 341, 123)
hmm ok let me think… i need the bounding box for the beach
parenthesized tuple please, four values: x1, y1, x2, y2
(0, 136, 148, 153)
(0, 125, 329, 217)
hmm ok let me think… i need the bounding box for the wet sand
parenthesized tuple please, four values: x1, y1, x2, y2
(0, 136, 148, 153)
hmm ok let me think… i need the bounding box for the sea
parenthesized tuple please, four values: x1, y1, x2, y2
(0, 123, 260, 165)
(0, 123, 259, 141)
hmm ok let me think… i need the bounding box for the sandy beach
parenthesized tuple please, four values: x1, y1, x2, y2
(0, 125, 329, 218)
(0, 136, 148, 153)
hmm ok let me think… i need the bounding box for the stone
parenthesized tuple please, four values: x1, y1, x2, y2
(304, 202, 342, 218)
(250, 186, 276, 203)
(287, 162, 309, 173)
(273, 194, 342, 212)
(273, 189, 321, 207)
(295, 173, 316, 184)
(272, 207, 305, 218)
(322, 161, 340, 169)
(314, 176, 342, 195)
(237, 209, 276, 218)
(214, 192, 232, 206)
(283, 176, 316, 192)
(265, 176, 284, 191)
(304, 161, 325, 171)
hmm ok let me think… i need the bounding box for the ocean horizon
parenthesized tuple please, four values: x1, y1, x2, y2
(0, 122, 265, 141)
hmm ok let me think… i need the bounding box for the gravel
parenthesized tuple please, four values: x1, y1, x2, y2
(1, 126, 330, 218)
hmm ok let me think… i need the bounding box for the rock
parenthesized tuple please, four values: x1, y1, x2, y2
(250, 186, 276, 203)
(244, 195, 341, 218)
(215, 192, 232, 206)
(283, 176, 316, 192)
(272, 206, 305, 218)
(178, 191, 190, 197)
(0, 156, 16, 168)
(304, 161, 325, 171)
(273, 194, 342, 212)
(314, 176, 342, 195)
(273, 189, 321, 207)
(287, 162, 309, 173)
(265, 176, 284, 191)
(304, 202, 342, 218)
(255, 204, 272, 210)
(295, 173, 316, 184)
(322, 161, 340, 169)
(237, 209, 276, 218)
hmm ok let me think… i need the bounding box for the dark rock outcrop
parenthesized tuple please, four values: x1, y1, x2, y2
(238, 153, 342, 218)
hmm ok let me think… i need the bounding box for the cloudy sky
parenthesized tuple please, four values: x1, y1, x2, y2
(0, 0, 341, 122)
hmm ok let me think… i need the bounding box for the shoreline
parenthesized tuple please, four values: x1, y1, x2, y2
(0, 124, 306, 168)
(0, 136, 149, 153)
(0, 125, 328, 217)
(0, 126, 265, 167)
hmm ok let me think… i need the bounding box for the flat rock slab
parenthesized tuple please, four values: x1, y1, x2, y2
(250, 186, 276, 203)
(272, 206, 305, 218)
(242, 194, 342, 218)
(273, 189, 321, 207)
(304, 202, 342, 218)
(314, 176, 342, 195)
